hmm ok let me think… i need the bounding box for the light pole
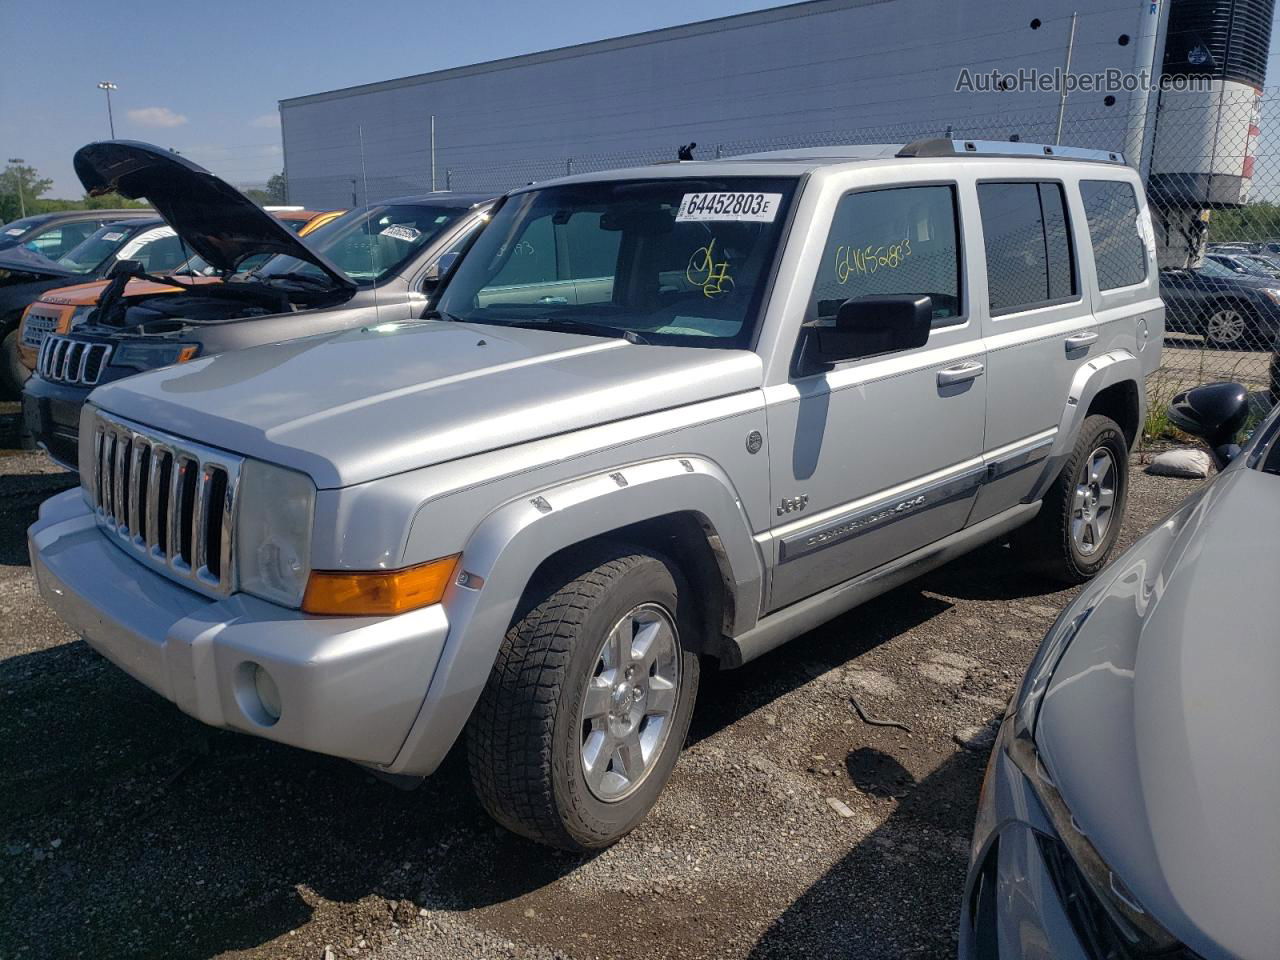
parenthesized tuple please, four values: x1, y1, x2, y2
(97, 82, 118, 138)
(7, 158, 26, 218)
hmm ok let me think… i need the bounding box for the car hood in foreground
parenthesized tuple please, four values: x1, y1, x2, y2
(0, 246, 78, 284)
(89, 320, 765, 488)
(1036, 466, 1280, 959)
(74, 140, 354, 291)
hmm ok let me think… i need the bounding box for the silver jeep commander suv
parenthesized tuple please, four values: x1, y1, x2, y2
(29, 140, 1163, 850)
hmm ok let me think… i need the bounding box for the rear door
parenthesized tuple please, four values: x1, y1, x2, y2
(969, 177, 1094, 523)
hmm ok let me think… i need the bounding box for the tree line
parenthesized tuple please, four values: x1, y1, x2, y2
(0, 162, 288, 224)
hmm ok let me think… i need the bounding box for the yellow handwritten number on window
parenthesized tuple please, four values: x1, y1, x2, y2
(687, 238, 735, 298)
(834, 237, 912, 284)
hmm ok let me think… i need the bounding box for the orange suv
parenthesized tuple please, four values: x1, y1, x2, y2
(15, 208, 341, 374)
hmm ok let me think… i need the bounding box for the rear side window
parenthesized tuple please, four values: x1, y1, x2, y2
(978, 182, 1077, 315)
(810, 184, 963, 325)
(1080, 180, 1147, 290)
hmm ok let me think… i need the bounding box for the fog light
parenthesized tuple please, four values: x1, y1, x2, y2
(235, 661, 282, 727)
(253, 664, 282, 722)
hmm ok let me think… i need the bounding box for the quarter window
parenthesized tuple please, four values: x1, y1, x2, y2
(810, 184, 963, 326)
(978, 182, 1077, 314)
(1080, 180, 1147, 290)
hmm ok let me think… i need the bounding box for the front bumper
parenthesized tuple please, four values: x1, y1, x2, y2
(959, 717, 1092, 960)
(29, 489, 449, 769)
(22, 374, 90, 469)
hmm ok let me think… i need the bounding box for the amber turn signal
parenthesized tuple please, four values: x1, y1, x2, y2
(302, 555, 460, 616)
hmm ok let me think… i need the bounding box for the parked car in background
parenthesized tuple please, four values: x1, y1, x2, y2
(962, 381, 1279, 960)
(1206, 251, 1280, 280)
(28, 139, 1161, 850)
(22, 139, 492, 468)
(14, 209, 346, 373)
(264, 207, 346, 236)
(0, 208, 152, 257)
(1, 216, 195, 393)
(1160, 258, 1280, 348)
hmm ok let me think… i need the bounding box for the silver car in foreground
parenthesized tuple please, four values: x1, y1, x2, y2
(30, 139, 1161, 850)
(961, 383, 1280, 959)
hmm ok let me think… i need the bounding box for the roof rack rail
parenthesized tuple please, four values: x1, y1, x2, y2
(896, 138, 1125, 165)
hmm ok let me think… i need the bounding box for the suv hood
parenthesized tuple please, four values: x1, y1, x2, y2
(1036, 467, 1280, 959)
(89, 320, 764, 488)
(0, 245, 78, 283)
(74, 140, 354, 291)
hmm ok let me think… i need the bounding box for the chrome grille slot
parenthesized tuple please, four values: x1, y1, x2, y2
(20, 310, 58, 348)
(38, 335, 112, 386)
(85, 410, 242, 598)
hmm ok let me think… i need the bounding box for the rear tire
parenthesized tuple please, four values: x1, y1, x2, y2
(1014, 415, 1129, 583)
(466, 542, 700, 851)
(1, 326, 29, 398)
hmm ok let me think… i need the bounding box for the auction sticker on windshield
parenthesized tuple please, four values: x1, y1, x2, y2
(676, 192, 782, 223)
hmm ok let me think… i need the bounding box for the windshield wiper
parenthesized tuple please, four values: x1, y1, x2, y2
(253, 271, 335, 288)
(423, 308, 464, 323)
(482, 317, 651, 344)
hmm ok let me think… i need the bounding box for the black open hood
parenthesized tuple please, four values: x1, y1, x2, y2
(0, 244, 79, 280)
(74, 140, 354, 291)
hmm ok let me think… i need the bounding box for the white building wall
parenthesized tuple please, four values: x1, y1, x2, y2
(280, 0, 1165, 207)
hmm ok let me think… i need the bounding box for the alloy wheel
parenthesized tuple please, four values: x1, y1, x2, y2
(577, 602, 681, 802)
(1205, 309, 1247, 346)
(1071, 447, 1117, 557)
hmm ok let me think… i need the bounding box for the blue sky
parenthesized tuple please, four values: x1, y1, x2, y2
(0, 0, 784, 196)
(5, 0, 1280, 198)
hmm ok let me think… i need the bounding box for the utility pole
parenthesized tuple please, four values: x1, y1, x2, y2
(1054, 13, 1078, 145)
(430, 115, 437, 192)
(97, 82, 118, 138)
(350, 177, 358, 208)
(7, 158, 26, 218)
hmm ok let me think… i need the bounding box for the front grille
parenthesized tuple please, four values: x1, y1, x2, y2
(38, 335, 112, 387)
(88, 410, 242, 596)
(21, 309, 60, 349)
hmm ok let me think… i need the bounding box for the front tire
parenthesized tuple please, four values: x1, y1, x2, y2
(1204, 306, 1250, 349)
(466, 542, 700, 851)
(1014, 414, 1129, 583)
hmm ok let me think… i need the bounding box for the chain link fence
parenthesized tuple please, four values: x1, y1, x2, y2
(283, 87, 1280, 435)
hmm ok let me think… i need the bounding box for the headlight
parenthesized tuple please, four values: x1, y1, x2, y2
(1008, 737, 1181, 953)
(67, 305, 96, 329)
(236, 460, 315, 608)
(1263, 287, 1280, 305)
(1007, 605, 1180, 954)
(111, 342, 199, 371)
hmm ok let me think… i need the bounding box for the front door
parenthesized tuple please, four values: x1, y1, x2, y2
(765, 182, 987, 611)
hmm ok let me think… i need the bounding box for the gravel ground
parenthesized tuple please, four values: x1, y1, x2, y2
(0, 398, 1207, 960)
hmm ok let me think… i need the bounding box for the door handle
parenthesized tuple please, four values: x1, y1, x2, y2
(937, 361, 985, 387)
(1065, 332, 1098, 352)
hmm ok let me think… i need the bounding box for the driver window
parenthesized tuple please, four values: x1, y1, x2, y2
(810, 184, 962, 326)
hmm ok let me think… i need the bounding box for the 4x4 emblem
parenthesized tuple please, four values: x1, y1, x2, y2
(777, 494, 808, 516)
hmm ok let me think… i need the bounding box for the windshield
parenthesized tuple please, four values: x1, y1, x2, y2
(53, 223, 145, 274)
(434, 177, 798, 347)
(252, 203, 469, 286)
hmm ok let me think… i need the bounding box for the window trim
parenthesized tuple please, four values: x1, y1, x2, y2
(1079, 178, 1149, 293)
(976, 177, 1083, 319)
